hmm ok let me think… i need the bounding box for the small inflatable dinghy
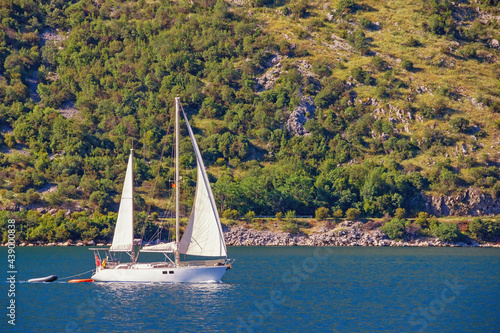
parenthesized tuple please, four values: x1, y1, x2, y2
(28, 275, 58, 283)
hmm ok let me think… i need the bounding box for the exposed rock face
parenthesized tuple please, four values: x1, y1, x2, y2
(425, 188, 500, 217)
(225, 0, 248, 6)
(58, 101, 79, 119)
(223, 221, 488, 247)
(286, 95, 315, 136)
(295, 59, 315, 78)
(323, 34, 353, 52)
(39, 28, 67, 45)
(256, 55, 284, 91)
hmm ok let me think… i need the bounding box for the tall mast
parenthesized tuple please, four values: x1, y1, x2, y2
(174, 97, 181, 266)
(131, 140, 135, 263)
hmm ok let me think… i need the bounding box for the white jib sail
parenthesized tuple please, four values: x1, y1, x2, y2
(110, 151, 134, 252)
(178, 108, 227, 257)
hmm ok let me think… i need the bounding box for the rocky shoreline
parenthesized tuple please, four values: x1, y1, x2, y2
(223, 221, 500, 248)
(6, 221, 499, 248)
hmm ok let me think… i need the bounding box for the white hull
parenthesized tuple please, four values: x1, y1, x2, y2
(91, 264, 229, 283)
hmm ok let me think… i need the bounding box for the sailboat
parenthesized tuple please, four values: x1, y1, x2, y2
(90, 97, 233, 282)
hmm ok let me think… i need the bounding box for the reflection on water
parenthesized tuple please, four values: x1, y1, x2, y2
(87, 281, 237, 331)
(93, 281, 235, 300)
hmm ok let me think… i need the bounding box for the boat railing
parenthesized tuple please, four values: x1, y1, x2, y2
(180, 259, 226, 267)
(150, 262, 175, 268)
(102, 261, 120, 269)
(100, 259, 230, 269)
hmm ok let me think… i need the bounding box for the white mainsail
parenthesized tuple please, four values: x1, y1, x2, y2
(141, 107, 227, 257)
(109, 151, 134, 252)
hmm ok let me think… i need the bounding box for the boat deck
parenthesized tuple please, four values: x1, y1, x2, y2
(102, 259, 227, 270)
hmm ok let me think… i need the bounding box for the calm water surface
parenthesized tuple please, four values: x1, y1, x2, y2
(1, 246, 499, 332)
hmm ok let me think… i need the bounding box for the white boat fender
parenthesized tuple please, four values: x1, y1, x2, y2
(28, 275, 58, 283)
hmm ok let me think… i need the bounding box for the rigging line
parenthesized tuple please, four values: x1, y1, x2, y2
(58, 268, 96, 281)
(146, 225, 161, 244)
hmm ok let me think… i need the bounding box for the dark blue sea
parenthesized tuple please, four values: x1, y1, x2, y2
(1, 246, 499, 332)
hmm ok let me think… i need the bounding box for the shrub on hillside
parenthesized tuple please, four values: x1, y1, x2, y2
(285, 210, 296, 222)
(401, 60, 414, 71)
(289, 0, 308, 18)
(491, 101, 500, 113)
(245, 210, 256, 222)
(415, 212, 430, 229)
(337, 0, 356, 13)
(405, 36, 421, 47)
(359, 17, 372, 29)
(468, 218, 500, 242)
(332, 209, 343, 221)
(351, 66, 367, 83)
(345, 208, 361, 220)
(311, 61, 331, 78)
(433, 98, 448, 117)
(371, 56, 386, 71)
(315, 207, 329, 221)
(432, 223, 462, 243)
(222, 209, 239, 220)
(449, 117, 470, 133)
(458, 45, 477, 59)
(394, 208, 406, 219)
(380, 218, 409, 240)
(281, 222, 299, 234)
(349, 29, 369, 55)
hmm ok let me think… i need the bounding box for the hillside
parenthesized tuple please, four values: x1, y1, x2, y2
(0, 0, 499, 243)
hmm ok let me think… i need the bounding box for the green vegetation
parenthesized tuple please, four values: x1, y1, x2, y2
(223, 209, 240, 220)
(281, 222, 299, 234)
(380, 217, 410, 240)
(401, 60, 414, 71)
(345, 208, 361, 220)
(0, 209, 117, 243)
(0, 0, 499, 240)
(467, 217, 500, 242)
(244, 210, 256, 222)
(379, 212, 500, 243)
(431, 222, 462, 243)
(394, 208, 406, 219)
(415, 212, 430, 229)
(315, 207, 329, 221)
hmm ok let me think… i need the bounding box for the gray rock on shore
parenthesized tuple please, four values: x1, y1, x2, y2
(3, 221, 498, 247)
(223, 221, 491, 247)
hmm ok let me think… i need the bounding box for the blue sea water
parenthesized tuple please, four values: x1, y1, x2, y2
(1, 246, 499, 332)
